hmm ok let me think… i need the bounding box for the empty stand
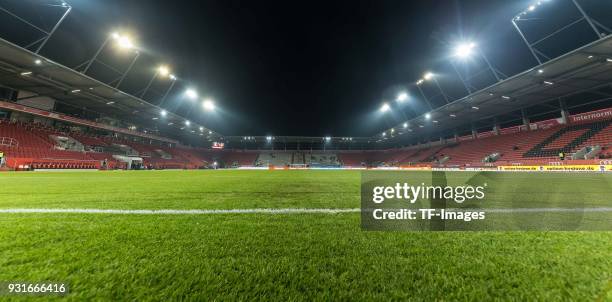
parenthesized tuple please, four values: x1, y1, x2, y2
(1, 110, 610, 170)
(256, 152, 292, 166)
(305, 153, 340, 166)
(223, 151, 257, 167)
(523, 120, 611, 158)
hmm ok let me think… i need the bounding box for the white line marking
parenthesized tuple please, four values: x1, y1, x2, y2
(0, 208, 610, 215)
(476, 207, 612, 213)
(0, 208, 361, 215)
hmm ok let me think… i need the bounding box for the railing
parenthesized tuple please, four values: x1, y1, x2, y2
(0, 137, 18, 147)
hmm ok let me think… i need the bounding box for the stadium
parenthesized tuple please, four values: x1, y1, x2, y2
(0, 0, 610, 300)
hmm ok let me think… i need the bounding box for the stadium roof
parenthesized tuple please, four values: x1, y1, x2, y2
(383, 35, 612, 140)
(0, 37, 221, 142)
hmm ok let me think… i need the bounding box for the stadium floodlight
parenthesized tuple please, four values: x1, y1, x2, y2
(185, 88, 198, 100)
(425, 113, 431, 120)
(419, 70, 450, 103)
(266, 136, 273, 142)
(139, 65, 172, 99)
(324, 136, 331, 142)
(380, 103, 391, 113)
(203, 99, 215, 111)
(84, 31, 138, 74)
(169, 74, 177, 80)
(111, 33, 134, 50)
(396, 92, 408, 102)
(158, 65, 170, 77)
(403, 122, 408, 128)
(160, 110, 167, 117)
(185, 120, 191, 126)
(451, 41, 502, 84)
(382, 132, 386, 137)
(454, 42, 476, 59)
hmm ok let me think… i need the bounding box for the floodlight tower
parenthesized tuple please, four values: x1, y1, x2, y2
(115, 50, 141, 89)
(139, 65, 171, 99)
(82, 32, 137, 74)
(158, 74, 178, 106)
(35, 1, 72, 54)
(452, 42, 501, 82)
(415, 79, 434, 110)
(421, 72, 449, 104)
(511, 0, 607, 65)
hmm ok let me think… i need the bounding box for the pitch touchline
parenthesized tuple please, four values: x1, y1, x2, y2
(0, 208, 361, 214)
(0, 208, 611, 215)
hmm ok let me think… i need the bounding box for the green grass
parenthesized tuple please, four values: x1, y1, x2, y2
(0, 170, 610, 301)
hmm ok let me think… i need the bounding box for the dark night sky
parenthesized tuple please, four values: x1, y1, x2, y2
(3, 0, 609, 136)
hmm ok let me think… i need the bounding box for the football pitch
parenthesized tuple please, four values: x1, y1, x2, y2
(0, 170, 610, 301)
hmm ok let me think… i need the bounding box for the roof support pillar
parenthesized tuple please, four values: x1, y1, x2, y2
(521, 109, 530, 131)
(493, 117, 500, 136)
(559, 99, 569, 124)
